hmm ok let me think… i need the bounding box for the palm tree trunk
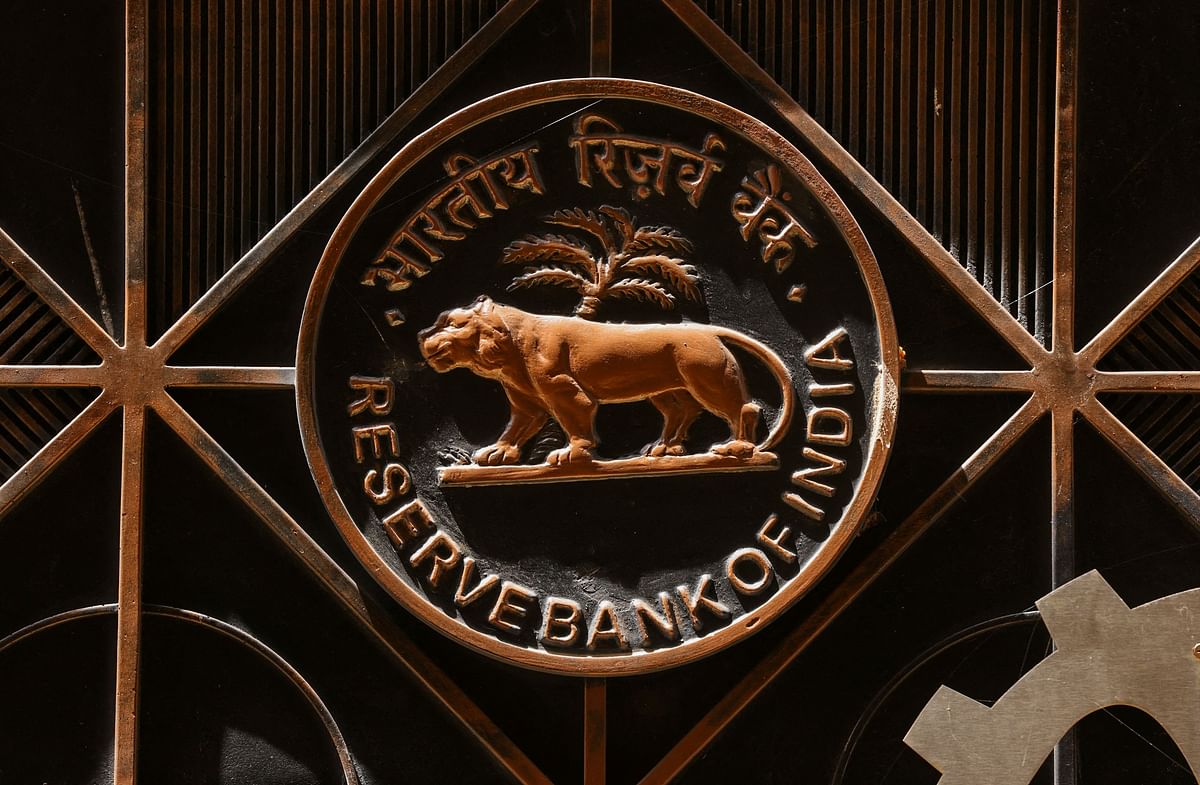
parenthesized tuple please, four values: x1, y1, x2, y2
(576, 295, 601, 319)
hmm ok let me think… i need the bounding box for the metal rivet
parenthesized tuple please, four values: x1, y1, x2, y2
(1192, 643, 1200, 660)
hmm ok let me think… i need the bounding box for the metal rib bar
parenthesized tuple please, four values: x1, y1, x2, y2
(0, 229, 117, 358)
(1050, 406, 1075, 585)
(1079, 397, 1200, 531)
(1092, 371, 1200, 393)
(151, 392, 552, 785)
(126, 0, 149, 351)
(1080, 235, 1200, 366)
(116, 1, 150, 772)
(637, 395, 1047, 785)
(0, 395, 115, 517)
(114, 405, 145, 785)
(1051, 0, 1077, 357)
(661, 0, 1049, 369)
(584, 678, 607, 785)
(590, 0, 612, 77)
(1051, 0, 1081, 773)
(902, 369, 1036, 393)
(0, 365, 106, 387)
(162, 366, 296, 389)
(153, 0, 540, 357)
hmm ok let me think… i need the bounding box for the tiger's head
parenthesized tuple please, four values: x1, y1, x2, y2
(418, 296, 512, 374)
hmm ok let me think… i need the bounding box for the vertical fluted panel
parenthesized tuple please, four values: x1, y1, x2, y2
(147, 0, 505, 336)
(699, 0, 1056, 343)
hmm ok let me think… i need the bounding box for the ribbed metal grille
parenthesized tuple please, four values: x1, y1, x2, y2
(1106, 272, 1200, 489)
(699, 0, 1057, 343)
(1107, 274, 1200, 372)
(1109, 394, 1200, 490)
(0, 264, 98, 481)
(146, 0, 505, 336)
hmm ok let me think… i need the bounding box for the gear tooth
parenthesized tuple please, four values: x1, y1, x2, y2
(904, 686, 990, 773)
(1037, 570, 1131, 647)
(908, 576, 1200, 783)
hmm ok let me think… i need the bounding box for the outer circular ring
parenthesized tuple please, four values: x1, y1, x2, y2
(297, 78, 900, 676)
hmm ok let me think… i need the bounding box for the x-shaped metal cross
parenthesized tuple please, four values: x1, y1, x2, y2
(0, 2, 1197, 784)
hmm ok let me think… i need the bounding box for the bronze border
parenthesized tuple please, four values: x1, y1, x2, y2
(295, 77, 901, 676)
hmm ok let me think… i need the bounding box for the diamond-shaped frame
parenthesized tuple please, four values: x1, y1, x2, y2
(1, 2, 1197, 783)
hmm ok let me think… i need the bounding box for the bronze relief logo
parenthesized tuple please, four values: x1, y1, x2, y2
(420, 206, 794, 484)
(297, 79, 899, 674)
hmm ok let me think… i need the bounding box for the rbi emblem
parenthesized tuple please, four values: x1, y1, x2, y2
(297, 79, 898, 674)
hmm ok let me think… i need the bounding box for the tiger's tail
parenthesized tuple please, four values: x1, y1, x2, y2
(712, 327, 796, 451)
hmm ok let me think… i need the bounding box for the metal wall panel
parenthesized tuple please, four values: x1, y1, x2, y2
(0, 2, 1197, 783)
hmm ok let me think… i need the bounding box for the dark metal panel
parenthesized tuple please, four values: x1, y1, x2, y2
(696, 0, 1057, 342)
(145, 0, 507, 338)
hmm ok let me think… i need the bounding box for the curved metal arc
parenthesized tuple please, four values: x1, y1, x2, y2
(149, 605, 360, 785)
(831, 611, 1042, 785)
(0, 604, 359, 785)
(0, 603, 116, 652)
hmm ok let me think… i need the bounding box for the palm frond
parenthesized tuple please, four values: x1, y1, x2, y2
(507, 267, 592, 293)
(625, 225, 693, 256)
(545, 208, 614, 251)
(599, 206, 635, 248)
(618, 255, 701, 302)
(604, 278, 676, 310)
(500, 235, 598, 278)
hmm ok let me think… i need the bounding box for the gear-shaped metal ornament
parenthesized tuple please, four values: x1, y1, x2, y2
(904, 571, 1200, 784)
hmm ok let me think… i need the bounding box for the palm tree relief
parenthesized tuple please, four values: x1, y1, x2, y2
(501, 206, 701, 319)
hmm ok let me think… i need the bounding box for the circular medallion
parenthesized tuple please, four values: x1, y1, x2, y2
(297, 79, 898, 675)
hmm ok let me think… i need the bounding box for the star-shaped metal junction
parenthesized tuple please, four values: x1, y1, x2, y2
(0, 1, 1197, 784)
